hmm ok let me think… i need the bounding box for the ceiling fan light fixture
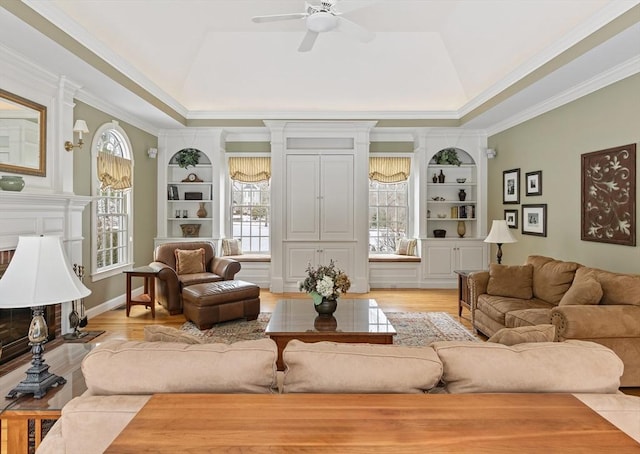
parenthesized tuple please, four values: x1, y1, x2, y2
(306, 12, 338, 33)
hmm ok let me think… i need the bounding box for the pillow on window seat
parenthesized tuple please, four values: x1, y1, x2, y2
(396, 238, 417, 256)
(174, 248, 205, 275)
(222, 238, 243, 256)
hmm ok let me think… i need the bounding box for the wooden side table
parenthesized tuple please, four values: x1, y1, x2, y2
(123, 266, 159, 318)
(454, 270, 481, 321)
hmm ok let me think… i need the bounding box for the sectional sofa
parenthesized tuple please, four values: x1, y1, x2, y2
(469, 255, 640, 386)
(37, 337, 639, 453)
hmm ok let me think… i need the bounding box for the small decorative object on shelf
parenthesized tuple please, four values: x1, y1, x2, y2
(0, 175, 25, 191)
(433, 229, 447, 238)
(180, 224, 201, 238)
(182, 210, 188, 218)
(182, 172, 203, 183)
(175, 148, 200, 169)
(432, 173, 438, 183)
(197, 203, 207, 218)
(175, 210, 180, 218)
(438, 170, 445, 183)
(458, 189, 467, 201)
(457, 221, 466, 238)
(433, 148, 462, 166)
(298, 260, 351, 317)
(456, 178, 467, 183)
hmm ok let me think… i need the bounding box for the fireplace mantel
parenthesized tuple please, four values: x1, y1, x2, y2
(0, 190, 91, 334)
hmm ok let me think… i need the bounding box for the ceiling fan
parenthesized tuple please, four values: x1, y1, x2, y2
(251, 0, 375, 52)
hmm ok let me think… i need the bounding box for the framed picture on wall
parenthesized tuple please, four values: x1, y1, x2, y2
(504, 209, 518, 229)
(503, 168, 520, 204)
(581, 144, 636, 246)
(168, 184, 179, 200)
(525, 170, 542, 196)
(522, 204, 547, 236)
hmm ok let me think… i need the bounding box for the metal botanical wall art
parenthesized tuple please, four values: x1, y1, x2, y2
(581, 143, 636, 246)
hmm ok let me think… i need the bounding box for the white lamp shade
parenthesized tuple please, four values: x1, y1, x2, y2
(484, 220, 517, 244)
(72, 120, 89, 134)
(0, 236, 91, 308)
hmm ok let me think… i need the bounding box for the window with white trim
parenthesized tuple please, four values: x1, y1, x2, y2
(228, 157, 270, 254)
(91, 121, 133, 279)
(369, 157, 411, 253)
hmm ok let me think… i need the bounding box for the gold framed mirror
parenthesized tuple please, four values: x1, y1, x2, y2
(0, 88, 46, 177)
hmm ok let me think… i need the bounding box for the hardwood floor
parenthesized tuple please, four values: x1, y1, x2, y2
(89, 288, 471, 341)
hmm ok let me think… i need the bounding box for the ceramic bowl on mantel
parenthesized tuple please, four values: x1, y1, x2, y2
(0, 175, 25, 191)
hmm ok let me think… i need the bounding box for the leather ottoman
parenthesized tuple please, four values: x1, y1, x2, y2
(182, 280, 260, 329)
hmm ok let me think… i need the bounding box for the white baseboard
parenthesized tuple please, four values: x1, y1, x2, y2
(85, 286, 144, 320)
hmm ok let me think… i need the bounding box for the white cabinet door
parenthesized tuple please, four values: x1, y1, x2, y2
(424, 241, 456, 277)
(286, 155, 320, 240)
(457, 242, 486, 270)
(286, 154, 354, 241)
(320, 155, 354, 241)
(285, 243, 355, 284)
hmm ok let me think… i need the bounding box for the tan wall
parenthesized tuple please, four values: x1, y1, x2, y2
(487, 73, 640, 272)
(73, 101, 158, 310)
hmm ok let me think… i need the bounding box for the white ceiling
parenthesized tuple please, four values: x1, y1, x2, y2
(2, 0, 639, 132)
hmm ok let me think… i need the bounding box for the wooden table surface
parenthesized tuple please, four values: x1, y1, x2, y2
(105, 393, 640, 453)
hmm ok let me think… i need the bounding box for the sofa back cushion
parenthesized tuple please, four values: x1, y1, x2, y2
(559, 269, 603, 306)
(82, 339, 277, 395)
(526, 255, 581, 304)
(579, 267, 640, 306)
(486, 264, 533, 299)
(154, 241, 215, 271)
(282, 340, 442, 393)
(431, 340, 623, 394)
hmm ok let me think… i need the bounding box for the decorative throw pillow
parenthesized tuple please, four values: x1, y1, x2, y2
(486, 263, 533, 299)
(222, 238, 243, 256)
(488, 324, 556, 346)
(174, 248, 205, 275)
(559, 270, 603, 306)
(396, 238, 417, 256)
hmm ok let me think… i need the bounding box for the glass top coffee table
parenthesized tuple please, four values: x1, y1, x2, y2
(265, 298, 396, 370)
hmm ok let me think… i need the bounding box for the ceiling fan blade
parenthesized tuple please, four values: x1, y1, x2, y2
(336, 16, 375, 43)
(252, 13, 308, 23)
(298, 30, 320, 52)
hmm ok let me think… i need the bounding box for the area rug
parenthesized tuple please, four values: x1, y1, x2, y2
(180, 312, 477, 346)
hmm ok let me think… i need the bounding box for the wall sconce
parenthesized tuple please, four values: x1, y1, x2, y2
(148, 148, 158, 159)
(64, 120, 90, 152)
(485, 148, 497, 159)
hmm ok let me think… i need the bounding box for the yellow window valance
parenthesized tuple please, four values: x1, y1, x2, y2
(228, 157, 271, 183)
(369, 157, 411, 183)
(98, 151, 132, 190)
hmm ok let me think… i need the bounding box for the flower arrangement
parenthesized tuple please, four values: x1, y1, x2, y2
(175, 148, 201, 169)
(298, 260, 351, 305)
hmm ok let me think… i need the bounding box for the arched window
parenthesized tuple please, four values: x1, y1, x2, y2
(90, 120, 134, 279)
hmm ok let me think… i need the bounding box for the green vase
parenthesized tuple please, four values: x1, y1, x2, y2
(0, 176, 25, 191)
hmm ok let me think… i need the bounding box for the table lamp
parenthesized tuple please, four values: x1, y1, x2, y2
(0, 236, 91, 399)
(484, 220, 517, 264)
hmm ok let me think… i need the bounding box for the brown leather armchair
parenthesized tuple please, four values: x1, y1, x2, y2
(149, 241, 240, 315)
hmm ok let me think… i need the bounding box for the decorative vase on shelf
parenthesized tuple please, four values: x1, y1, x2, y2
(432, 173, 438, 183)
(438, 170, 445, 183)
(458, 189, 467, 201)
(197, 202, 207, 218)
(314, 298, 338, 317)
(457, 221, 466, 238)
(0, 175, 25, 191)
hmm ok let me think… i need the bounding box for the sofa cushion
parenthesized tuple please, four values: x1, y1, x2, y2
(486, 264, 533, 299)
(559, 269, 603, 306)
(505, 308, 552, 328)
(178, 272, 222, 286)
(174, 248, 205, 275)
(282, 340, 442, 393)
(579, 267, 640, 306)
(143, 325, 204, 344)
(526, 255, 581, 304)
(82, 339, 277, 395)
(476, 294, 549, 326)
(431, 340, 623, 394)
(488, 324, 556, 346)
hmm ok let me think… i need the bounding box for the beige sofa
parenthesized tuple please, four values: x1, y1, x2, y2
(37, 338, 639, 453)
(469, 255, 640, 386)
